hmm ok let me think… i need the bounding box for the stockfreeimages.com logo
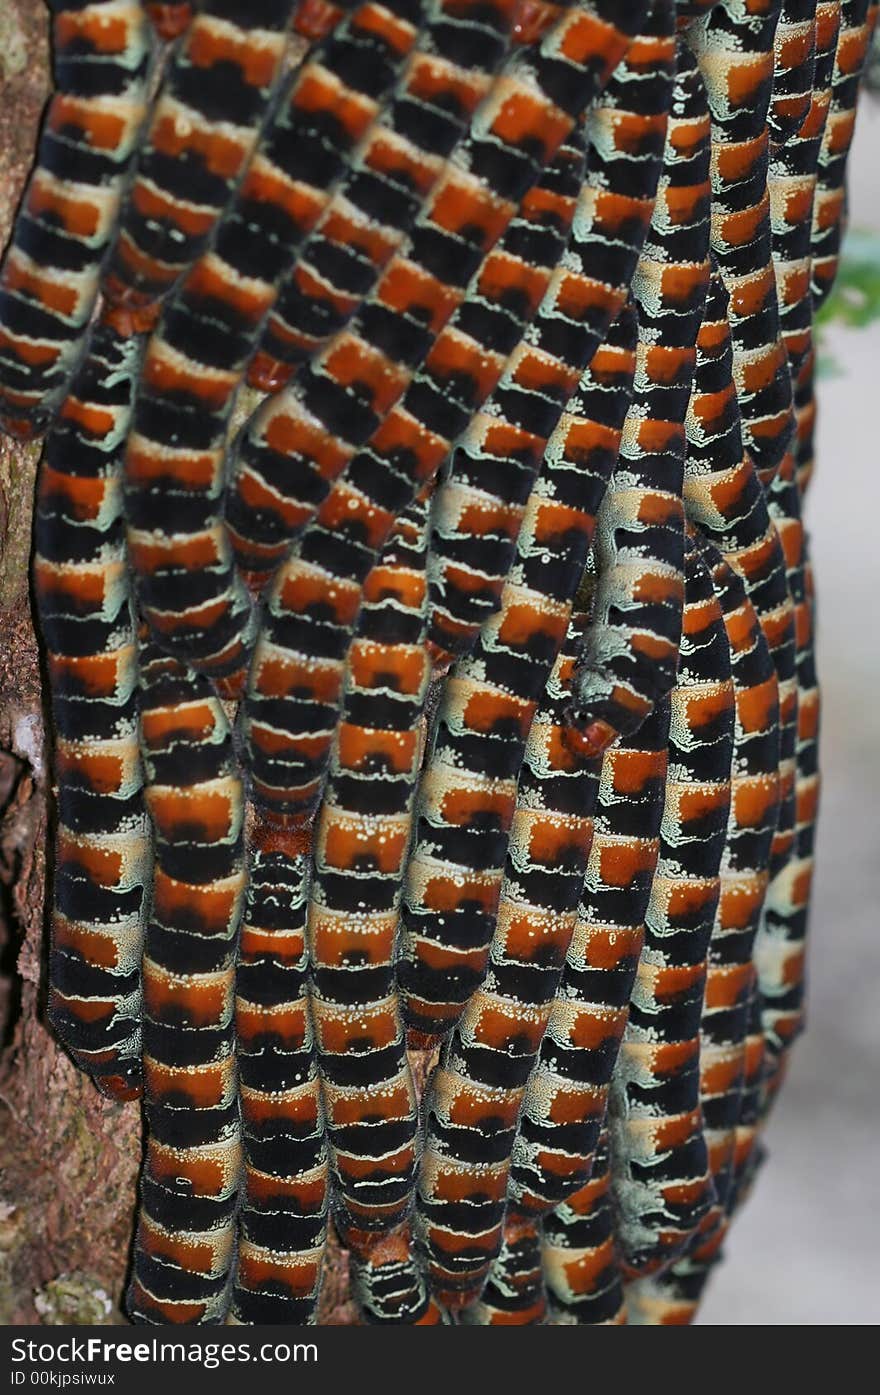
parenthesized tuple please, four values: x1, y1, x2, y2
(10, 1338, 317, 1378)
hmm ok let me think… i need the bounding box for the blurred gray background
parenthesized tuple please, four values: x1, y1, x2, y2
(698, 93, 880, 1325)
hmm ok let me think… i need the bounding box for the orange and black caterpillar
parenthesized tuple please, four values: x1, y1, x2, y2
(35, 322, 150, 1103)
(610, 536, 735, 1276)
(682, 268, 799, 880)
(122, 0, 432, 684)
(810, 0, 876, 308)
(689, 0, 797, 484)
(308, 498, 440, 1324)
(0, 1, 155, 438)
(231, 806, 329, 1324)
(128, 639, 246, 1325)
(570, 37, 711, 750)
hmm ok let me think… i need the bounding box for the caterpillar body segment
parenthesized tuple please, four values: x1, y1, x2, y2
(415, 617, 601, 1308)
(144, 2, 195, 43)
(768, 0, 819, 146)
(571, 39, 712, 747)
(35, 323, 149, 1102)
(242, 0, 656, 819)
(307, 500, 439, 1323)
(127, 640, 246, 1325)
(610, 539, 735, 1275)
(461, 1212, 546, 1324)
(542, 1130, 627, 1324)
(0, 1, 155, 439)
(810, 0, 876, 311)
(425, 17, 675, 661)
(231, 814, 328, 1324)
(688, 0, 797, 482)
(508, 695, 672, 1217)
(397, 306, 638, 1037)
(102, 0, 306, 312)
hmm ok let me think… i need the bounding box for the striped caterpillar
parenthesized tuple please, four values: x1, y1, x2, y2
(34, 322, 150, 1102)
(1, 0, 874, 1329)
(0, 2, 155, 438)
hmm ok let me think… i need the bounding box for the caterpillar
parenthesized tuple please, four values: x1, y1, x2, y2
(810, 0, 876, 310)
(542, 1129, 627, 1324)
(680, 268, 798, 882)
(127, 639, 246, 1325)
(307, 497, 439, 1323)
(231, 808, 328, 1323)
(689, 0, 797, 483)
(570, 35, 711, 749)
(508, 695, 672, 1221)
(756, 450, 820, 1102)
(0, 1, 155, 438)
(397, 305, 637, 1036)
(34, 322, 149, 1102)
(610, 537, 734, 1275)
(768, 0, 840, 383)
(424, 13, 673, 662)
(415, 614, 600, 1309)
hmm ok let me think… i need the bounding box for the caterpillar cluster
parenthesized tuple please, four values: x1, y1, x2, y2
(5, 0, 875, 1326)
